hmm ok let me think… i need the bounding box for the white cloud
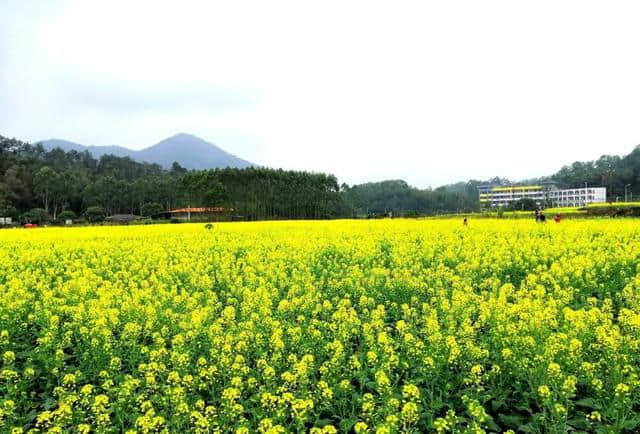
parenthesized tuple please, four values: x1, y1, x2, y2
(2, 0, 640, 187)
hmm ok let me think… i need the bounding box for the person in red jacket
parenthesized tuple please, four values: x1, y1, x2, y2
(554, 213, 561, 223)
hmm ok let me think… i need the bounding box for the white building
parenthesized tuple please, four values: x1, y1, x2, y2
(478, 184, 606, 208)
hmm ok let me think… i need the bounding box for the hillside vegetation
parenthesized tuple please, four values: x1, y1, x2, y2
(3, 134, 640, 222)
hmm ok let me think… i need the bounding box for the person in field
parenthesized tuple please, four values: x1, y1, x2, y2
(554, 213, 561, 223)
(463, 217, 468, 226)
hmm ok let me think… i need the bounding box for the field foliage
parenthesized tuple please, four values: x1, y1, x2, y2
(1, 220, 639, 433)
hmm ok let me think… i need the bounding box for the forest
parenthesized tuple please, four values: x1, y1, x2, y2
(0, 136, 342, 222)
(1, 134, 640, 223)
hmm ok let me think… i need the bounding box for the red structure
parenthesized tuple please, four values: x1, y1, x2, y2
(167, 207, 234, 221)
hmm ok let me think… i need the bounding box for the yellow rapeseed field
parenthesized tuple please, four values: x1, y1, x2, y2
(0, 219, 639, 433)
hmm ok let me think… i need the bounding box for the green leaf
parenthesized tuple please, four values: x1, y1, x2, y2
(26, 409, 37, 422)
(43, 397, 57, 410)
(315, 418, 334, 426)
(574, 398, 600, 410)
(567, 416, 588, 430)
(484, 414, 501, 432)
(515, 403, 533, 413)
(339, 417, 357, 432)
(491, 398, 506, 411)
(518, 422, 537, 433)
(623, 416, 640, 430)
(499, 413, 525, 428)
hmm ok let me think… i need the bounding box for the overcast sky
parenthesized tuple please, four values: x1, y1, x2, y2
(2, 1, 640, 188)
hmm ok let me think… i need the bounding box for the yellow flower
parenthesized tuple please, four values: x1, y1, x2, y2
(554, 404, 567, 415)
(615, 383, 630, 397)
(587, 411, 602, 422)
(538, 385, 551, 399)
(2, 351, 15, 365)
(374, 370, 390, 390)
(2, 218, 640, 432)
(354, 422, 368, 433)
(401, 402, 419, 424)
(402, 384, 420, 401)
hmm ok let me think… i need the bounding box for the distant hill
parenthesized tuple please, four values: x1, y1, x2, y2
(39, 133, 254, 170)
(40, 139, 133, 158)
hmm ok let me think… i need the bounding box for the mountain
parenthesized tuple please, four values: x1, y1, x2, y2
(39, 133, 254, 170)
(136, 134, 253, 170)
(40, 139, 133, 158)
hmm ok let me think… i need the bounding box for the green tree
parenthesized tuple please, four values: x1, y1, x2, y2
(57, 210, 76, 223)
(203, 182, 227, 207)
(0, 202, 19, 219)
(3, 165, 31, 210)
(22, 208, 50, 224)
(85, 206, 106, 223)
(508, 198, 538, 211)
(33, 166, 58, 214)
(140, 202, 164, 217)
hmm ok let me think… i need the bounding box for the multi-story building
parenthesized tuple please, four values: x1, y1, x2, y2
(478, 183, 606, 208)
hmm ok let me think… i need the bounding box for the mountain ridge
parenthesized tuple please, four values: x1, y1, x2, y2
(39, 133, 254, 170)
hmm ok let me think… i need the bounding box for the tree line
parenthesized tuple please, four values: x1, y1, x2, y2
(2, 134, 640, 223)
(0, 135, 488, 222)
(339, 180, 482, 217)
(480, 146, 640, 206)
(550, 147, 640, 201)
(0, 136, 344, 222)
